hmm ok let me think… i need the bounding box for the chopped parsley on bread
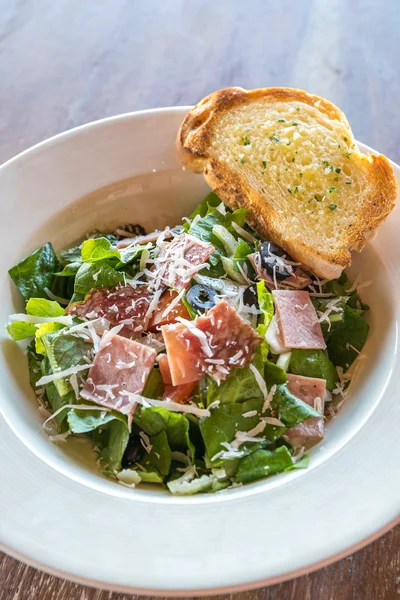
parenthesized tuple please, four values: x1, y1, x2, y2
(177, 87, 398, 279)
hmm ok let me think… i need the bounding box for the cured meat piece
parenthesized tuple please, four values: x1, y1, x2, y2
(162, 381, 197, 404)
(158, 353, 172, 385)
(162, 300, 263, 385)
(67, 285, 151, 336)
(249, 252, 311, 289)
(148, 290, 190, 332)
(154, 233, 214, 290)
(161, 323, 203, 385)
(272, 290, 326, 349)
(80, 334, 156, 414)
(157, 351, 198, 403)
(285, 373, 325, 448)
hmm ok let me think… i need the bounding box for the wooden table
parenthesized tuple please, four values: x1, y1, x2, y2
(0, 0, 399, 598)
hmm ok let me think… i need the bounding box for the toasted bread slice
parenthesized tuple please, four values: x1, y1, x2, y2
(177, 87, 398, 279)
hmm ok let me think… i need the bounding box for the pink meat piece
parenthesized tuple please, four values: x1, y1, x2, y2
(161, 323, 204, 385)
(80, 334, 156, 415)
(155, 233, 215, 290)
(67, 285, 152, 336)
(161, 300, 263, 385)
(249, 252, 311, 289)
(272, 290, 326, 349)
(285, 373, 326, 448)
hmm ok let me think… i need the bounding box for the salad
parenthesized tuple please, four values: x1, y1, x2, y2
(6, 192, 370, 495)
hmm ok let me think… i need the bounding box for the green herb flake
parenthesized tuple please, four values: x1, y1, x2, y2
(243, 136, 251, 146)
(270, 136, 280, 143)
(286, 141, 292, 146)
(299, 172, 303, 178)
(329, 203, 338, 211)
(262, 160, 267, 168)
(343, 136, 348, 142)
(240, 158, 246, 164)
(344, 152, 352, 159)
(296, 107, 300, 111)
(335, 167, 341, 173)
(287, 188, 292, 194)
(294, 186, 299, 193)
(345, 180, 352, 185)
(277, 118, 285, 123)
(322, 160, 330, 167)
(328, 186, 337, 194)
(292, 157, 295, 162)
(292, 122, 299, 126)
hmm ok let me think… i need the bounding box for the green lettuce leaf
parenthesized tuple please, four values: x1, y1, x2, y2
(326, 305, 369, 369)
(54, 262, 81, 277)
(289, 349, 338, 390)
(7, 321, 36, 341)
(26, 298, 65, 317)
(81, 237, 121, 263)
(256, 280, 274, 328)
(200, 398, 286, 466)
(41, 330, 90, 396)
(35, 322, 65, 354)
(186, 192, 222, 223)
(41, 357, 75, 428)
(142, 368, 164, 400)
(133, 406, 194, 457)
(7, 298, 66, 342)
(140, 430, 171, 476)
(27, 340, 45, 390)
(67, 408, 123, 433)
(236, 446, 294, 483)
(264, 360, 288, 387)
(73, 261, 124, 296)
(8, 243, 58, 302)
(98, 419, 130, 472)
(272, 383, 322, 428)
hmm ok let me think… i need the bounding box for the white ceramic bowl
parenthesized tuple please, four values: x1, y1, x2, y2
(0, 108, 399, 596)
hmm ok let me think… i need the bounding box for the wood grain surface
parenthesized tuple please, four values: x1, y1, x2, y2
(0, 0, 399, 598)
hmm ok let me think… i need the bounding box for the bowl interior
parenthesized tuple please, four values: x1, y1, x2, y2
(0, 109, 398, 503)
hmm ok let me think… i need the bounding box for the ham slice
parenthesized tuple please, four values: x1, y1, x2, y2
(148, 290, 190, 332)
(162, 381, 197, 404)
(157, 352, 197, 404)
(285, 373, 326, 448)
(67, 285, 151, 336)
(162, 300, 263, 385)
(161, 323, 203, 385)
(158, 353, 172, 385)
(155, 233, 214, 290)
(272, 290, 326, 349)
(80, 334, 156, 415)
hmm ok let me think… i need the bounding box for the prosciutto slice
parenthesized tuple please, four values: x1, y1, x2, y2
(67, 285, 151, 336)
(272, 290, 326, 349)
(80, 334, 156, 414)
(154, 233, 214, 290)
(285, 373, 326, 448)
(162, 300, 263, 385)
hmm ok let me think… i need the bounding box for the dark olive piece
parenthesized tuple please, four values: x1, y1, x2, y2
(243, 284, 259, 308)
(260, 241, 292, 280)
(121, 436, 144, 468)
(186, 284, 218, 313)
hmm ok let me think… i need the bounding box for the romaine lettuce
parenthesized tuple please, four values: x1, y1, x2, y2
(8, 243, 59, 303)
(236, 446, 294, 483)
(289, 349, 338, 390)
